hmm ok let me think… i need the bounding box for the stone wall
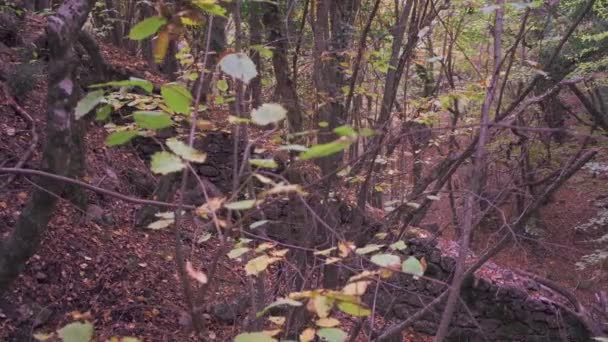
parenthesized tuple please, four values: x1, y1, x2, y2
(370, 238, 598, 341)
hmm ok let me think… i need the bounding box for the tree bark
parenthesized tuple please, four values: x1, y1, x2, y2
(0, 0, 94, 293)
(262, 1, 303, 132)
(248, 2, 264, 110)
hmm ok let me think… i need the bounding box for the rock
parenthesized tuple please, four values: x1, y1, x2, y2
(210, 295, 250, 324)
(86, 205, 104, 223)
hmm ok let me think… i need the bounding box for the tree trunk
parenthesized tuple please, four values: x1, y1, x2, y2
(0, 0, 94, 293)
(197, 13, 227, 108)
(313, 0, 358, 177)
(248, 2, 263, 110)
(104, 0, 123, 46)
(262, 2, 303, 132)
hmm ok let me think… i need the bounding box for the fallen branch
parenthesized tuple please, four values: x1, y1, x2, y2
(0, 167, 196, 210)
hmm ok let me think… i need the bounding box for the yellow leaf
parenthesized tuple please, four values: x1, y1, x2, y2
(342, 281, 371, 296)
(338, 241, 355, 258)
(154, 29, 170, 64)
(310, 295, 333, 318)
(324, 257, 341, 265)
(268, 316, 285, 326)
(314, 247, 336, 256)
(379, 268, 394, 278)
(69, 311, 92, 320)
(348, 271, 378, 282)
(289, 291, 315, 300)
(186, 261, 208, 284)
(316, 317, 341, 328)
(270, 249, 289, 257)
(33, 332, 54, 341)
(300, 328, 316, 342)
(245, 255, 281, 276)
(196, 120, 215, 131)
(195, 197, 225, 218)
(255, 242, 276, 253)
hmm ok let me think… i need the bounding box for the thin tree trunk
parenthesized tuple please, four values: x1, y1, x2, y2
(248, 2, 264, 110)
(262, 2, 303, 132)
(104, 0, 123, 46)
(434, 0, 504, 339)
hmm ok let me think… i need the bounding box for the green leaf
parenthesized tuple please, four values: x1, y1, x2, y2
(317, 327, 348, 342)
(161, 83, 193, 114)
(166, 138, 207, 163)
(225, 200, 257, 210)
(250, 44, 273, 58)
(389, 240, 407, 251)
(75, 90, 105, 119)
(333, 125, 357, 137)
(90, 78, 153, 93)
(216, 79, 229, 92)
(57, 321, 94, 342)
(278, 144, 309, 152)
(336, 301, 371, 317)
(251, 103, 287, 126)
(249, 158, 278, 169)
(219, 52, 258, 84)
(150, 151, 185, 175)
(257, 298, 302, 317)
(192, 1, 228, 17)
(355, 244, 383, 255)
(105, 130, 138, 147)
(250, 220, 269, 229)
(401, 256, 425, 277)
(234, 332, 277, 342)
(95, 105, 112, 121)
(359, 127, 376, 137)
(227, 247, 250, 259)
(318, 121, 329, 128)
(129, 16, 167, 40)
(370, 254, 400, 268)
(133, 111, 173, 130)
(299, 139, 352, 160)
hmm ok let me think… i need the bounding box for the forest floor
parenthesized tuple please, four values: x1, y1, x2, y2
(1, 14, 607, 342)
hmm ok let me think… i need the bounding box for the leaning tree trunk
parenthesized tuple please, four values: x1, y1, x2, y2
(0, 0, 94, 293)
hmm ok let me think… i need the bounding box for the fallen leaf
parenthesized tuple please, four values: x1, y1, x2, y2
(186, 261, 208, 284)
